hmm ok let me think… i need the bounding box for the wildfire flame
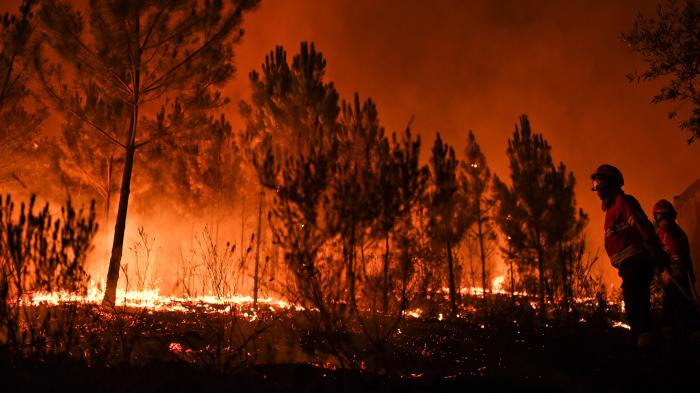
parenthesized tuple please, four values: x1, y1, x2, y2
(611, 321, 631, 330)
(23, 274, 620, 327)
(23, 281, 299, 316)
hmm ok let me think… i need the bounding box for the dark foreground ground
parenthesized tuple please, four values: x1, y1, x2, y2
(3, 346, 698, 393)
(2, 300, 698, 393)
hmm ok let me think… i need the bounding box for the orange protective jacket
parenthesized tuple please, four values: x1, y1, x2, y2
(657, 222, 695, 282)
(604, 193, 665, 269)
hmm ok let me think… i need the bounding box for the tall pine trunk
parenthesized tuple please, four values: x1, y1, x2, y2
(240, 194, 245, 260)
(103, 141, 135, 305)
(476, 204, 487, 301)
(559, 243, 570, 318)
(253, 189, 263, 307)
(447, 239, 458, 317)
(346, 222, 357, 313)
(509, 246, 515, 301)
(382, 232, 390, 312)
(536, 245, 546, 318)
(477, 219, 489, 319)
(103, 17, 140, 304)
(103, 155, 113, 266)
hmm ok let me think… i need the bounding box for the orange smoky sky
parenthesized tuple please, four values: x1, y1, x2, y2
(6, 0, 700, 284)
(226, 0, 700, 285)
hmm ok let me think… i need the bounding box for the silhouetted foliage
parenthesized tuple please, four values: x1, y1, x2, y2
(351, 127, 426, 368)
(243, 43, 431, 370)
(493, 115, 587, 318)
(545, 162, 588, 316)
(0, 194, 97, 359)
(460, 131, 497, 305)
(427, 133, 471, 317)
(242, 42, 350, 362)
(622, 0, 700, 143)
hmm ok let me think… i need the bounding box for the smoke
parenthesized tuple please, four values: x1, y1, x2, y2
(3, 0, 699, 288)
(224, 0, 700, 285)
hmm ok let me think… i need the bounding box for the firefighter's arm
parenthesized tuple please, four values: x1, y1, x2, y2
(662, 232, 686, 276)
(622, 197, 670, 271)
(657, 232, 677, 286)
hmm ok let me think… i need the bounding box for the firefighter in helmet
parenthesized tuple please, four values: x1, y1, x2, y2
(652, 199, 700, 337)
(591, 164, 670, 348)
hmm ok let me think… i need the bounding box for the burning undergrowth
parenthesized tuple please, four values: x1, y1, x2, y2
(3, 283, 688, 393)
(6, 286, 631, 373)
(0, 194, 688, 393)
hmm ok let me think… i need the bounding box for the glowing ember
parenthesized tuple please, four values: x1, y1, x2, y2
(405, 308, 423, 319)
(611, 321, 631, 330)
(169, 342, 184, 353)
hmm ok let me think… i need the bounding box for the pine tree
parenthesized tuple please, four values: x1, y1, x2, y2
(33, 0, 258, 304)
(242, 43, 345, 347)
(368, 127, 426, 314)
(427, 133, 471, 317)
(328, 93, 387, 309)
(385, 128, 427, 309)
(368, 127, 401, 313)
(460, 131, 497, 303)
(544, 163, 588, 315)
(493, 115, 587, 318)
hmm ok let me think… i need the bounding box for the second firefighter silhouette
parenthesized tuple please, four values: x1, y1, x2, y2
(591, 164, 670, 347)
(652, 199, 700, 335)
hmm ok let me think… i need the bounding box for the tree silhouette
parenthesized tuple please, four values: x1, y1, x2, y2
(369, 127, 426, 314)
(327, 96, 426, 366)
(244, 44, 429, 367)
(382, 128, 426, 313)
(328, 93, 387, 308)
(368, 127, 406, 313)
(0, 194, 98, 357)
(622, 0, 700, 143)
(33, 0, 258, 304)
(242, 43, 350, 360)
(460, 131, 497, 304)
(493, 115, 587, 318)
(427, 133, 471, 317)
(544, 162, 588, 315)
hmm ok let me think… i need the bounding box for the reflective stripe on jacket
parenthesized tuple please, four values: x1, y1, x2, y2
(604, 193, 658, 268)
